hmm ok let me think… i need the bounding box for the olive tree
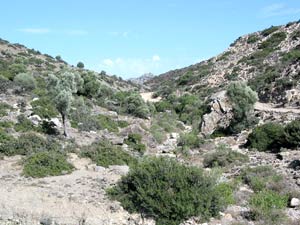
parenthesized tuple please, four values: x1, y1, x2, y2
(47, 71, 83, 136)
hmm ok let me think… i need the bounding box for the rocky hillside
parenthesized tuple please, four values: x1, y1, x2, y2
(1, 21, 300, 225)
(0, 38, 136, 91)
(128, 73, 155, 85)
(147, 21, 300, 106)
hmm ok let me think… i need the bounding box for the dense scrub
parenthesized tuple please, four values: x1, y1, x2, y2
(108, 157, 232, 225)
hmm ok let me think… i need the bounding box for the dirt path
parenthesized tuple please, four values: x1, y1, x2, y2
(254, 102, 300, 114)
(0, 155, 151, 225)
(140, 92, 161, 103)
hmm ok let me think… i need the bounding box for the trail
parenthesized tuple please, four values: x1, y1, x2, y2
(254, 102, 300, 114)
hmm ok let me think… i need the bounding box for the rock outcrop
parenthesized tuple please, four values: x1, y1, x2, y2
(200, 91, 233, 136)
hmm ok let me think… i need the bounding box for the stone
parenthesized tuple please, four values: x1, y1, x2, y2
(29, 115, 42, 125)
(290, 198, 300, 207)
(108, 165, 130, 176)
(50, 118, 62, 128)
(200, 91, 233, 136)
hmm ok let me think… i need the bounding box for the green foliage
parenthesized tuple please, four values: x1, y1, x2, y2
(239, 166, 285, 193)
(14, 73, 36, 91)
(81, 140, 137, 168)
(226, 82, 258, 133)
(258, 32, 286, 50)
(247, 123, 285, 152)
(150, 112, 183, 144)
(284, 119, 300, 148)
(124, 93, 150, 118)
(124, 133, 146, 154)
(77, 61, 84, 68)
(14, 114, 36, 132)
(177, 71, 193, 85)
(0, 102, 12, 117)
(31, 97, 59, 119)
(249, 190, 288, 223)
(0, 132, 59, 156)
(261, 26, 279, 37)
(203, 144, 249, 168)
(0, 75, 12, 93)
(154, 100, 173, 112)
(214, 182, 235, 206)
(0, 128, 14, 145)
(224, 73, 238, 81)
(23, 151, 73, 178)
(108, 157, 225, 225)
(247, 34, 260, 44)
(281, 48, 300, 63)
(177, 131, 203, 152)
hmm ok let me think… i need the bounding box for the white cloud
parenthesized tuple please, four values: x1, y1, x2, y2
(261, 3, 300, 18)
(99, 56, 163, 77)
(18, 28, 50, 34)
(152, 55, 161, 62)
(65, 29, 88, 36)
(109, 31, 130, 38)
(102, 59, 114, 67)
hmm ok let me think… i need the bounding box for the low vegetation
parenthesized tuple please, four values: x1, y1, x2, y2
(203, 145, 249, 168)
(108, 157, 232, 225)
(81, 140, 137, 168)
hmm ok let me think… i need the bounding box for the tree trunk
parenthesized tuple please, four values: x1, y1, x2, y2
(62, 113, 68, 137)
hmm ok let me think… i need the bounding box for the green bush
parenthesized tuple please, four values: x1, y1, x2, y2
(124, 93, 150, 118)
(261, 26, 279, 37)
(226, 82, 258, 133)
(31, 97, 59, 119)
(247, 34, 260, 44)
(203, 145, 248, 168)
(239, 166, 285, 193)
(23, 151, 73, 178)
(14, 114, 36, 132)
(284, 119, 300, 148)
(177, 131, 203, 151)
(14, 73, 36, 92)
(0, 133, 59, 156)
(258, 32, 286, 50)
(77, 61, 84, 68)
(0, 128, 14, 145)
(108, 157, 226, 225)
(0, 102, 12, 117)
(249, 190, 288, 223)
(81, 140, 137, 168)
(247, 123, 285, 152)
(124, 133, 146, 154)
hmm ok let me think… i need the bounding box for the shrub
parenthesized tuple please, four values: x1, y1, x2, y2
(31, 97, 59, 119)
(226, 82, 258, 133)
(258, 32, 287, 50)
(108, 157, 225, 225)
(177, 131, 203, 151)
(39, 121, 59, 135)
(203, 145, 248, 168)
(239, 166, 285, 193)
(0, 133, 59, 156)
(261, 26, 279, 37)
(247, 34, 260, 44)
(284, 119, 300, 148)
(77, 61, 84, 68)
(124, 133, 146, 154)
(0, 128, 14, 145)
(0, 102, 12, 117)
(81, 140, 137, 168)
(14, 114, 36, 132)
(249, 190, 288, 223)
(14, 73, 36, 92)
(23, 151, 73, 178)
(247, 123, 285, 152)
(124, 93, 150, 118)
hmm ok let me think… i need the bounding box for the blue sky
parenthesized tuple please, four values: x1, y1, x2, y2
(1, 0, 300, 78)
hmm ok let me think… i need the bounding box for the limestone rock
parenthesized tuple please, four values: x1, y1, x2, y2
(290, 198, 300, 207)
(200, 91, 233, 136)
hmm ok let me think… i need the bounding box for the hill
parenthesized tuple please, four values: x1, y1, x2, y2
(147, 21, 300, 106)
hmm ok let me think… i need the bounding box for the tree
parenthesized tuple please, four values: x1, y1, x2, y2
(77, 61, 84, 69)
(47, 71, 83, 136)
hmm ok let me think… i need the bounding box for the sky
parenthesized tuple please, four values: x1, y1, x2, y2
(1, 1, 300, 79)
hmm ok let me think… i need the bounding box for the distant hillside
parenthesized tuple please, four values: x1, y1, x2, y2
(128, 73, 155, 85)
(146, 21, 300, 106)
(0, 38, 136, 91)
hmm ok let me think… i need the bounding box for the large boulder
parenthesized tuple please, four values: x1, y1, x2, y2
(200, 91, 233, 136)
